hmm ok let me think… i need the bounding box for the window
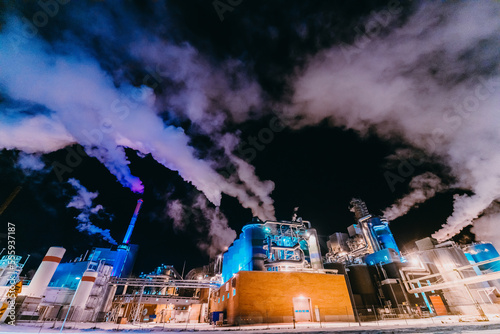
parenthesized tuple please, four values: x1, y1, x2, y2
(233, 289, 236, 296)
(218, 298, 220, 303)
(222, 295, 224, 301)
(227, 293, 230, 299)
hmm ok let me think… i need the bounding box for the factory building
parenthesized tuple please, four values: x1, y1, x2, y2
(401, 238, 500, 319)
(323, 199, 421, 318)
(15, 200, 144, 322)
(324, 199, 500, 321)
(108, 265, 211, 324)
(211, 217, 355, 325)
(11, 197, 500, 326)
(0, 253, 27, 322)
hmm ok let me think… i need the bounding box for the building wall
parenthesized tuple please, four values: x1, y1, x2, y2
(212, 271, 354, 324)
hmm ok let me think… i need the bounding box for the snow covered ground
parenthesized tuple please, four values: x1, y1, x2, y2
(3, 315, 500, 334)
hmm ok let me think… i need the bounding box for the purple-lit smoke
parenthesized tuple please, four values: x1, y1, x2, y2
(0, 14, 275, 219)
(66, 178, 117, 244)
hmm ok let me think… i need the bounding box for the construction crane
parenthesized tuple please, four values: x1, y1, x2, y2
(0, 186, 22, 216)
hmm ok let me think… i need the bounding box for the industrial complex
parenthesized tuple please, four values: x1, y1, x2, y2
(3, 198, 500, 326)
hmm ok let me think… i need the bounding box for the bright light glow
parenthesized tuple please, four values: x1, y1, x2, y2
(409, 257, 420, 267)
(75, 277, 81, 280)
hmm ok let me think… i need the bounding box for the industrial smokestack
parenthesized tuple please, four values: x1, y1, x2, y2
(122, 199, 143, 245)
(24, 247, 66, 298)
(72, 271, 98, 309)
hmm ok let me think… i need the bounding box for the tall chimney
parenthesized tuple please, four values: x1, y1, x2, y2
(122, 199, 143, 245)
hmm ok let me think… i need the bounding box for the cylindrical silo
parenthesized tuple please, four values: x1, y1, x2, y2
(306, 229, 323, 269)
(222, 248, 233, 283)
(72, 271, 98, 309)
(466, 243, 500, 272)
(25, 247, 66, 298)
(243, 224, 266, 271)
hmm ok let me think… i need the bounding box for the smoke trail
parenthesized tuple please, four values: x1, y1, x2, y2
(15, 152, 46, 176)
(0, 13, 275, 219)
(471, 203, 500, 251)
(287, 0, 500, 241)
(166, 194, 236, 257)
(383, 172, 446, 221)
(66, 178, 117, 244)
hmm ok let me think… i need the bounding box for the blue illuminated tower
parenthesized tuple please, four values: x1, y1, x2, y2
(349, 198, 402, 265)
(111, 199, 143, 277)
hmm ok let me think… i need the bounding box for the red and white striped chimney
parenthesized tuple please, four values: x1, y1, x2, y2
(72, 271, 98, 309)
(25, 247, 66, 298)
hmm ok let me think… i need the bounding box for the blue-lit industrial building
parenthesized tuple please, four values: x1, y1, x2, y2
(16, 197, 500, 325)
(16, 199, 143, 322)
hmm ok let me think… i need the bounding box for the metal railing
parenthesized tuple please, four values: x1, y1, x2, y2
(108, 277, 221, 289)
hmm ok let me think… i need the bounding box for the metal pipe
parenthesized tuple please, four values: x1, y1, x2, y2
(264, 260, 308, 267)
(264, 220, 305, 228)
(435, 241, 455, 249)
(405, 269, 500, 294)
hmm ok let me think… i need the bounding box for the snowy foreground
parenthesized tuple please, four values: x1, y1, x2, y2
(3, 316, 500, 334)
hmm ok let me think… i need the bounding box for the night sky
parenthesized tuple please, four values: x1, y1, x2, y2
(1, 0, 499, 276)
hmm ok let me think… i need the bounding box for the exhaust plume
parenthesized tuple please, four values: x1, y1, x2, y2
(15, 152, 46, 176)
(67, 178, 117, 244)
(383, 172, 446, 221)
(0, 12, 275, 219)
(166, 194, 236, 257)
(287, 0, 500, 241)
(471, 203, 500, 251)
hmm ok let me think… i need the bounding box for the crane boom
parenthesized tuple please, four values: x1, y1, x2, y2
(0, 186, 22, 216)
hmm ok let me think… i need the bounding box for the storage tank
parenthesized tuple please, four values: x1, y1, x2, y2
(242, 224, 266, 271)
(222, 250, 231, 283)
(232, 239, 241, 272)
(347, 264, 377, 295)
(306, 228, 323, 269)
(465, 243, 500, 272)
(72, 271, 98, 308)
(24, 247, 66, 298)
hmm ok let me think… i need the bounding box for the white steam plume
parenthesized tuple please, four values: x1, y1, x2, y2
(471, 203, 500, 251)
(166, 194, 236, 257)
(15, 152, 46, 176)
(0, 15, 275, 219)
(67, 178, 117, 244)
(287, 1, 500, 241)
(383, 172, 446, 221)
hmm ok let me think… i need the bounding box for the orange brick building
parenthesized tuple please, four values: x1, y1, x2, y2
(210, 271, 354, 325)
